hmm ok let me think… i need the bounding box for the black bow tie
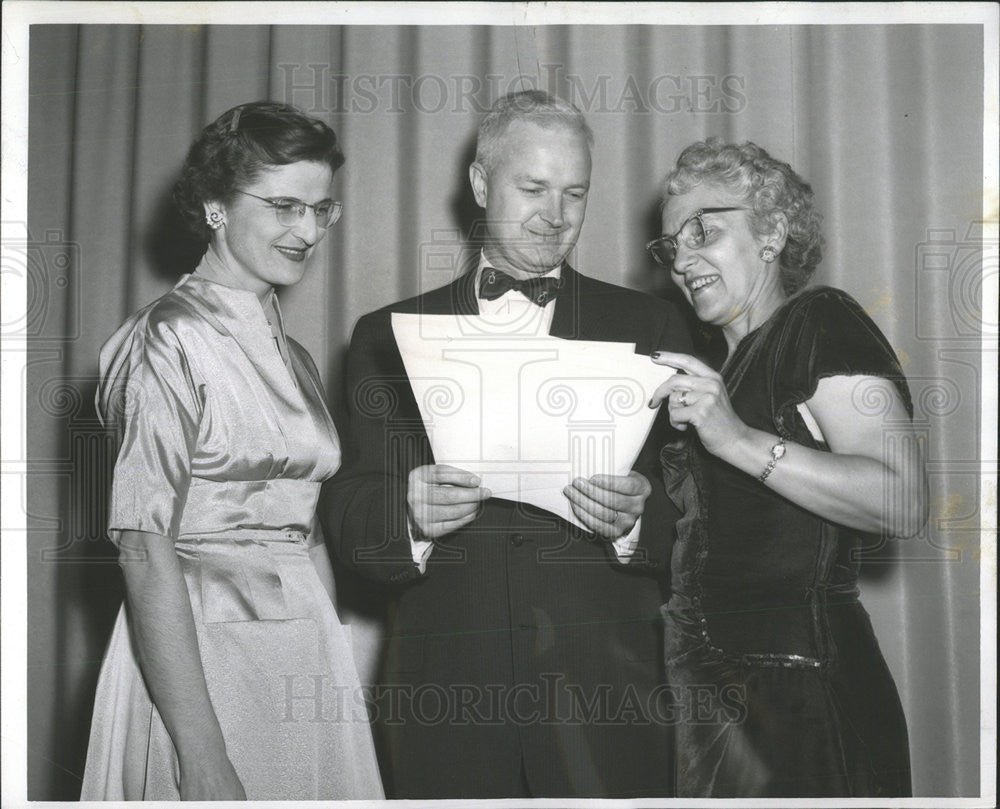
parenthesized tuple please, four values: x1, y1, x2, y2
(478, 269, 564, 306)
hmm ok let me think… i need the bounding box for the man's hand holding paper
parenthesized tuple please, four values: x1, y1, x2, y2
(407, 464, 492, 539)
(563, 470, 652, 539)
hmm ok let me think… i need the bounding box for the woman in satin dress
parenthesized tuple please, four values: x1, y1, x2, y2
(81, 102, 384, 801)
(647, 139, 927, 797)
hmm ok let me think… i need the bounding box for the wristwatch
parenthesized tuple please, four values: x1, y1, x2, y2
(758, 436, 786, 483)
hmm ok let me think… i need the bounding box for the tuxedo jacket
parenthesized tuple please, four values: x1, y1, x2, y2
(321, 264, 692, 799)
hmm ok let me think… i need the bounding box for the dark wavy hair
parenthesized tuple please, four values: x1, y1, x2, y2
(663, 138, 824, 294)
(173, 101, 345, 241)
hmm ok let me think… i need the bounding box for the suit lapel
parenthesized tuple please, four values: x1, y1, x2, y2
(551, 264, 592, 340)
(550, 265, 645, 346)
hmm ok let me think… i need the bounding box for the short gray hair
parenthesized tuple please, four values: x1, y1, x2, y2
(474, 90, 593, 174)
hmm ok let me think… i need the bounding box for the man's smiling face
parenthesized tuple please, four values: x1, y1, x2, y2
(471, 119, 591, 279)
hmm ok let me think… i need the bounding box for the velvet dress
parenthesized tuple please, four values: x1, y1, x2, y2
(80, 254, 384, 800)
(660, 286, 912, 798)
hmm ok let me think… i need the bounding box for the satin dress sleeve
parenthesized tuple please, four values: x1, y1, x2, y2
(97, 303, 203, 542)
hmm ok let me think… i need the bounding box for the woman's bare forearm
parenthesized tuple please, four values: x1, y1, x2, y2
(716, 426, 927, 536)
(117, 530, 229, 765)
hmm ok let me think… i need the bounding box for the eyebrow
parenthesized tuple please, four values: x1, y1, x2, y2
(662, 206, 738, 236)
(513, 174, 590, 190)
(660, 210, 702, 239)
(269, 194, 336, 204)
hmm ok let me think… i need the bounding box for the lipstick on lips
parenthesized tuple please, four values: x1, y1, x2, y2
(274, 244, 308, 262)
(687, 274, 719, 293)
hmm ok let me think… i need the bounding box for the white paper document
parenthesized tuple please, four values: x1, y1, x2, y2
(391, 313, 677, 529)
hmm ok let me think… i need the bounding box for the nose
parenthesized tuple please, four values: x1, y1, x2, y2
(290, 210, 322, 245)
(671, 243, 698, 281)
(539, 192, 565, 228)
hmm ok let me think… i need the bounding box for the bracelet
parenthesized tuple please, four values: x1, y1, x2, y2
(758, 436, 786, 483)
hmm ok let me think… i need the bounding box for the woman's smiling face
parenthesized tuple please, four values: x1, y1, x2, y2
(661, 184, 777, 333)
(209, 160, 335, 296)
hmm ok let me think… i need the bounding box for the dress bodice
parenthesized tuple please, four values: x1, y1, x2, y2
(97, 263, 340, 540)
(661, 286, 912, 661)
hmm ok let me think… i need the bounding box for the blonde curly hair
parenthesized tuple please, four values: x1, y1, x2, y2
(663, 138, 824, 294)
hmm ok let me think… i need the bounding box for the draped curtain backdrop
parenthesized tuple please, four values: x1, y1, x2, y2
(26, 24, 984, 799)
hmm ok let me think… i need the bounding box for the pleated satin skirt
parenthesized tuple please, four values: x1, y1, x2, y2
(80, 531, 384, 801)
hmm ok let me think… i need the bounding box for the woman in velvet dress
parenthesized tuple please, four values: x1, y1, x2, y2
(81, 102, 383, 801)
(647, 139, 926, 798)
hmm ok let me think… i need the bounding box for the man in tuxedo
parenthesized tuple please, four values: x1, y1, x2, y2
(321, 90, 690, 798)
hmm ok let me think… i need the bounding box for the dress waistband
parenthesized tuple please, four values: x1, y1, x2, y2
(662, 586, 864, 665)
(176, 528, 308, 544)
(177, 478, 319, 537)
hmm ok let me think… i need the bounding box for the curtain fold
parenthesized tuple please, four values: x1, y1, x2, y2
(26, 23, 984, 799)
